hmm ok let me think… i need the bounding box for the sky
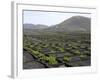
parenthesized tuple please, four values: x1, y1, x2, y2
(23, 10, 91, 26)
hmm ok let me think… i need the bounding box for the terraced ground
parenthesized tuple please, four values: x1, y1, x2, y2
(23, 33, 91, 69)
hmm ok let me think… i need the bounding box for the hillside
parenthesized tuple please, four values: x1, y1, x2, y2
(44, 16, 90, 33)
(23, 16, 91, 35)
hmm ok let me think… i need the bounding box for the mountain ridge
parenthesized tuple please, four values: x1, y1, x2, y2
(23, 16, 91, 33)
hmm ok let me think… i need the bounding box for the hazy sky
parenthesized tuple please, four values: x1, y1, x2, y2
(23, 10, 91, 26)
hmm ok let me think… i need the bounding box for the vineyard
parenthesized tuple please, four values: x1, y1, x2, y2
(23, 32, 91, 69)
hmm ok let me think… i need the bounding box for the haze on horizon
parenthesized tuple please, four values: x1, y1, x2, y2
(23, 10, 91, 26)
